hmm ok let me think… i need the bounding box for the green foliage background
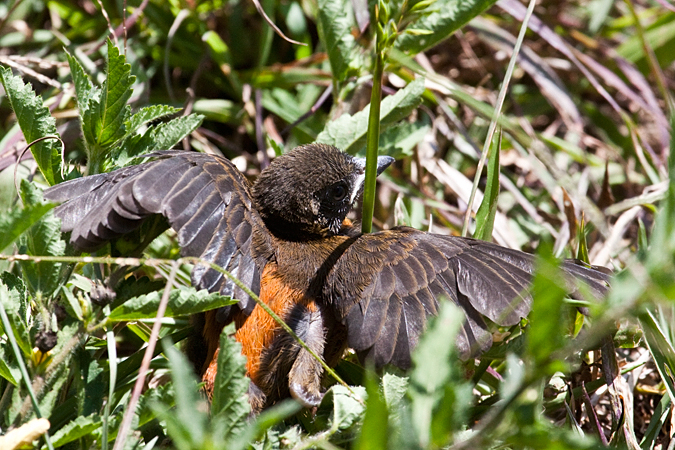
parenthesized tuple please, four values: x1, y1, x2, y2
(0, 0, 674, 448)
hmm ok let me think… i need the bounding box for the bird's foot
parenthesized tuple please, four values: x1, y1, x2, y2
(290, 381, 323, 409)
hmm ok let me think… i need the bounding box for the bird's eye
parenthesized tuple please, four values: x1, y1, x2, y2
(331, 184, 347, 201)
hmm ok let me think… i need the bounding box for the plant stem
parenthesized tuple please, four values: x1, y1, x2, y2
(361, 10, 385, 234)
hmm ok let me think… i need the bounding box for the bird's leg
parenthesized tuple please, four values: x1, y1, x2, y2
(287, 306, 325, 408)
(254, 301, 326, 409)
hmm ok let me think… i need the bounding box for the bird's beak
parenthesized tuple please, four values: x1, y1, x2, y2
(376, 155, 395, 175)
(351, 155, 395, 204)
(353, 155, 395, 176)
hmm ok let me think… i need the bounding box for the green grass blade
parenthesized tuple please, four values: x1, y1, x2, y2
(473, 129, 501, 241)
(462, 0, 537, 236)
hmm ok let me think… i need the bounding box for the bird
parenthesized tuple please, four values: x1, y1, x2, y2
(44, 143, 610, 412)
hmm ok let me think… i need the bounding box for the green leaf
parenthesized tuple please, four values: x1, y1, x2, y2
(114, 114, 204, 166)
(124, 105, 182, 138)
(161, 342, 209, 448)
(202, 30, 242, 92)
(35, 321, 80, 421)
(80, 40, 135, 173)
(326, 384, 366, 432)
(394, 195, 412, 227)
(526, 250, 568, 371)
(394, 0, 500, 55)
(637, 218, 648, 260)
(639, 312, 675, 403)
(0, 274, 26, 384)
(50, 414, 101, 448)
(0, 344, 20, 385)
(107, 287, 235, 322)
(192, 99, 241, 124)
(116, 328, 193, 384)
(60, 285, 84, 321)
(0, 66, 63, 185)
(17, 180, 66, 298)
(639, 391, 670, 450)
(0, 201, 55, 254)
(473, 130, 501, 241)
(373, 120, 430, 159)
(316, 0, 359, 81)
(382, 372, 408, 411)
(316, 77, 425, 154)
(211, 327, 250, 440)
(262, 88, 323, 141)
(267, 136, 284, 157)
(354, 370, 388, 450)
(576, 216, 590, 263)
(91, 40, 135, 148)
(65, 49, 96, 120)
(408, 301, 468, 447)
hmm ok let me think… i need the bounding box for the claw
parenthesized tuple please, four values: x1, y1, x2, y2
(290, 381, 323, 408)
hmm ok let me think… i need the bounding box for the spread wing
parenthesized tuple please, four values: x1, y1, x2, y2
(44, 151, 269, 313)
(326, 227, 610, 368)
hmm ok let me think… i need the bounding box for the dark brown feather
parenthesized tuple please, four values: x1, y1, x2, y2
(44, 151, 269, 313)
(44, 146, 611, 411)
(326, 227, 610, 367)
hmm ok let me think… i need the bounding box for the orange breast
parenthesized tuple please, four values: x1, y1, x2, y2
(235, 263, 316, 383)
(201, 262, 316, 397)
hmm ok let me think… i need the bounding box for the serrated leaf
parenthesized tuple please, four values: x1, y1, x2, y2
(162, 342, 208, 447)
(17, 180, 66, 298)
(473, 131, 500, 241)
(0, 66, 63, 185)
(0, 277, 32, 358)
(49, 414, 101, 448)
(316, 78, 425, 154)
(93, 40, 135, 148)
(211, 328, 250, 440)
(79, 40, 135, 173)
(317, 0, 358, 81)
(107, 287, 235, 322)
(395, 0, 499, 54)
(65, 49, 96, 118)
(124, 105, 182, 138)
(114, 114, 204, 166)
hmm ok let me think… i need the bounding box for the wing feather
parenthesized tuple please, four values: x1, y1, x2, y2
(327, 226, 610, 368)
(44, 151, 269, 312)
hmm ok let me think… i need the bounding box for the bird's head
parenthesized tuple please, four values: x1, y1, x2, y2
(252, 144, 394, 240)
